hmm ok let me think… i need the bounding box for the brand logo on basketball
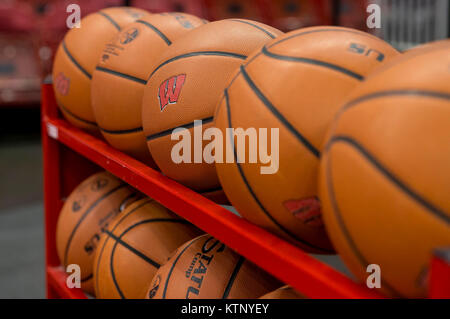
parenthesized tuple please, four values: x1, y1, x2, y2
(91, 178, 108, 191)
(55, 72, 70, 96)
(283, 197, 323, 227)
(72, 195, 86, 212)
(120, 27, 139, 44)
(148, 275, 161, 299)
(158, 74, 186, 111)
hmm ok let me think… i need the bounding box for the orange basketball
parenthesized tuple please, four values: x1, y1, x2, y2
(405, 38, 450, 54)
(91, 13, 205, 165)
(56, 171, 138, 295)
(214, 26, 399, 253)
(142, 19, 282, 191)
(318, 47, 450, 297)
(259, 285, 304, 299)
(52, 7, 149, 131)
(145, 234, 281, 299)
(93, 198, 202, 299)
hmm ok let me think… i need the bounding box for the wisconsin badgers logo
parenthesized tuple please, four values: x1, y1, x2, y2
(158, 74, 186, 111)
(54, 72, 70, 96)
(283, 197, 323, 227)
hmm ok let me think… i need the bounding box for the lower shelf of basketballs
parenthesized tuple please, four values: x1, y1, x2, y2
(43, 115, 384, 299)
(41, 84, 449, 299)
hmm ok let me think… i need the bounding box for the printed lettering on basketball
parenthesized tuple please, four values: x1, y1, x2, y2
(148, 275, 161, 299)
(172, 13, 194, 29)
(185, 238, 224, 298)
(158, 74, 186, 111)
(348, 43, 385, 62)
(90, 178, 108, 191)
(72, 195, 86, 212)
(120, 27, 139, 44)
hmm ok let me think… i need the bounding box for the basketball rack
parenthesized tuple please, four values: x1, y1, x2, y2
(41, 83, 450, 299)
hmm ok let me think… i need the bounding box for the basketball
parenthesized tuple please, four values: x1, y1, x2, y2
(405, 38, 450, 54)
(318, 47, 450, 297)
(52, 7, 149, 131)
(91, 13, 206, 165)
(93, 197, 203, 299)
(141, 19, 283, 191)
(56, 171, 138, 295)
(145, 234, 281, 299)
(259, 285, 304, 299)
(214, 26, 399, 253)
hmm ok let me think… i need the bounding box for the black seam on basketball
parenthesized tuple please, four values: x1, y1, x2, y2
(110, 218, 192, 268)
(100, 125, 143, 135)
(244, 50, 263, 67)
(327, 136, 450, 225)
(62, 41, 92, 79)
(63, 183, 127, 265)
(109, 234, 126, 298)
(80, 274, 93, 282)
(215, 49, 263, 120)
(97, 11, 121, 31)
(239, 65, 320, 157)
(162, 236, 205, 299)
(323, 142, 402, 297)
(146, 116, 214, 141)
(94, 199, 154, 296)
(262, 46, 364, 81)
(58, 101, 98, 127)
(95, 66, 147, 84)
(135, 19, 172, 45)
(224, 89, 333, 253)
(105, 229, 161, 268)
(222, 256, 245, 299)
(340, 90, 450, 114)
(148, 51, 247, 80)
(268, 28, 387, 49)
(108, 218, 193, 299)
(229, 19, 277, 39)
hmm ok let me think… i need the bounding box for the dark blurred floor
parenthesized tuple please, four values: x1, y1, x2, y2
(0, 111, 45, 298)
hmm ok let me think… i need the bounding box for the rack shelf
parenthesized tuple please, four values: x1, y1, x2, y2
(41, 83, 449, 299)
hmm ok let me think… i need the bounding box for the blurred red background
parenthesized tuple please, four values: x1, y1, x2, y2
(0, 0, 366, 106)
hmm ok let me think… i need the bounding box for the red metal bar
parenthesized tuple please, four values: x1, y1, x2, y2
(429, 248, 450, 299)
(41, 84, 383, 299)
(42, 83, 64, 298)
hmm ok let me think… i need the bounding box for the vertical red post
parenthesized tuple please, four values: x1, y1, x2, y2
(429, 248, 450, 298)
(41, 83, 63, 298)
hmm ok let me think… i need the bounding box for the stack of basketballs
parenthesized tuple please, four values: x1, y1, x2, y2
(53, 6, 450, 298)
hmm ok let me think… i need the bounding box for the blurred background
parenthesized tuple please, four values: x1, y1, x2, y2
(0, 0, 448, 298)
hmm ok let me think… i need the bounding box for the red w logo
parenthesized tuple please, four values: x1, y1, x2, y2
(283, 197, 323, 227)
(158, 74, 186, 111)
(55, 72, 70, 96)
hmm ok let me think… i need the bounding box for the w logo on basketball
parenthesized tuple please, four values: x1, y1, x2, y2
(158, 74, 186, 111)
(55, 72, 70, 96)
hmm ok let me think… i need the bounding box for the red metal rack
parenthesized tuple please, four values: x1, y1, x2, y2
(41, 83, 450, 299)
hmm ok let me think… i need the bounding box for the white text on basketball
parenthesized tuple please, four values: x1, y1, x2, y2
(170, 120, 279, 174)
